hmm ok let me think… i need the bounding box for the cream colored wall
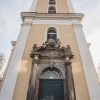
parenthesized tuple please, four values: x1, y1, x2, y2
(13, 24, 90, 100)
(12, 25, 45, 100)
(59, 25, 90, 100)
(36, 0, 69, 13)
(36, 0, 48, 13)
(57, 0, 69, 13)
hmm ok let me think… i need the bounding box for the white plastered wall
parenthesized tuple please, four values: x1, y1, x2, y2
(73, 24, 100, 100)
(0, 23, 32, 100)
(30, 0, 38, 12)
(67, 0, 74, 12)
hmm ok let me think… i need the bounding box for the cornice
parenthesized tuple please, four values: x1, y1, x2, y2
(21, 12, 84, 22)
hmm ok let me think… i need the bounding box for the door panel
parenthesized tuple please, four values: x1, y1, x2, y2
(38, 79, 64, 100)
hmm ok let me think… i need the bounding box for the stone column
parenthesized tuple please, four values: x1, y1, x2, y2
(33, 57, 40, 100)
(64, 73, 68, 100)
(65, 57, 75, 100)
(27, 55, 39, 100)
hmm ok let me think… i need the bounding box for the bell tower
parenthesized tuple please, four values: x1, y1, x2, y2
(0, 0, 100, 100)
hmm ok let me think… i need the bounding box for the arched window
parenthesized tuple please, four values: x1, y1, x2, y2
(49, 0, 55, 4)
(47, 27, 57, 41)
(48, 6, 56, 14)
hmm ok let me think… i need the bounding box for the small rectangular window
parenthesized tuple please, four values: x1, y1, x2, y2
(49, 0, 55, 5)
(49, 1, 55, 4)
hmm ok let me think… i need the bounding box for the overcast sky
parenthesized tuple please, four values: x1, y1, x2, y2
(0, 0, 100, 70)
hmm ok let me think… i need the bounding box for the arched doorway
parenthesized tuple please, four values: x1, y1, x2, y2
(38, 67, 64, 100)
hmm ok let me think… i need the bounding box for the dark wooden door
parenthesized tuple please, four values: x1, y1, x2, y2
(38, 79, 64, 100)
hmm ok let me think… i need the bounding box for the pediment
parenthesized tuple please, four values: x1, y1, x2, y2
(30, 40, 74, 59)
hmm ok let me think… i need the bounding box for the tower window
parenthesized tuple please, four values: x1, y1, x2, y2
(48, 6, 56, 14)
(49, 0, 55, 4)
(47, 27, 57, 41)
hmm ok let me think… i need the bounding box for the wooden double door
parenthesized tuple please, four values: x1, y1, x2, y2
(38, 79, 64, 100)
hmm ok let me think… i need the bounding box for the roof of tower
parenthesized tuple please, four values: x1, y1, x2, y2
(29, 0, 75, 13)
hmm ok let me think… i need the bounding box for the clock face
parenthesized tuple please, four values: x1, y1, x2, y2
(40, 69, 62, 79)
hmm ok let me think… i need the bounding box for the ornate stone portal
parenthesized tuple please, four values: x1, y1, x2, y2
(27, 39, 75, 100)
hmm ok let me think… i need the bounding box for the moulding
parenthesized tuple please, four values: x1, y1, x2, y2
(21, 12, 84, 21)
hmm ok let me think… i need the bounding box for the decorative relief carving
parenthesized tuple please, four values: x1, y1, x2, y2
(30, 40, 73, 80)
(30, 39, 74, 59)
(27, 39, 75, 100)
(39, 62, 65, 74)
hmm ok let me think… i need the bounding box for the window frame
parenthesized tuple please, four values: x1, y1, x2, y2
(48, 6, 56, 14)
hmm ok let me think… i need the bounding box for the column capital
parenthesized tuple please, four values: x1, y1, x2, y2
(21, 22, 32, 26)
(33, 55, 40, 64)
(65, 61, 71, 65)
(65, 57, 71, 65)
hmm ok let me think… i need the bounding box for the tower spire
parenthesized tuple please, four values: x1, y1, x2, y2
(30, 0, 74, 13)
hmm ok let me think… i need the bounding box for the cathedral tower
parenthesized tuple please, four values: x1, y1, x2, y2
(0, 0, 100, 100)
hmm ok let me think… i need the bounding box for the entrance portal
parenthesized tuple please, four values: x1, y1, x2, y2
(38, 68, 64, 100)
(38, 79, 64, 100)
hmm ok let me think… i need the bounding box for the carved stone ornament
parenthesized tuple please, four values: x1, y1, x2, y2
(30, 39, 74, 59)
(27, 40, 75, 100)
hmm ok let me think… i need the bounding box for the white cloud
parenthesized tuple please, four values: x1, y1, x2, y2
(0, 0, 33, 61)
(0, 0, 100, 68)
(72, 0, 100, 66)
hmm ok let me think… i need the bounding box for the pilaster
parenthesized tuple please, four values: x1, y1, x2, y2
(0, 23, 32, 100)
(67, 0, 74, 13)
(73, 23, 100, 100)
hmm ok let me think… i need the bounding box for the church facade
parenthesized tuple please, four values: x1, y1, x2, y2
(0, 0, 100, 100)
